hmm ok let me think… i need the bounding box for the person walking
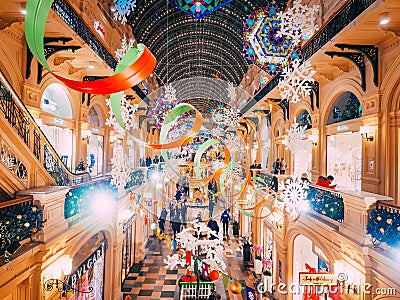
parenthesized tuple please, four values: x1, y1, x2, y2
(280, 158, 287, 175)
(272, 158, 281, 175)
(180, 199, 187, 227)
(207, 219, 219, 240)
(171, 215, 181, 239)
(158, 208, 168, 234)
(220, 209, 231, 237)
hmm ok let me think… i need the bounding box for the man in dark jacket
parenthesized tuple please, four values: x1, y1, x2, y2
(207, 219, 219, 240)
(158, 208, 168, 233)
(220, 210, 231, 237)
(171, 216, 181, 239)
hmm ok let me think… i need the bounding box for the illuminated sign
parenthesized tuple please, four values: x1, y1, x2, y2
(299, 273, 337, 286)
(94, 20, 105, 38)
(53, 117, 63, 125)
(337, 125, 349, 131)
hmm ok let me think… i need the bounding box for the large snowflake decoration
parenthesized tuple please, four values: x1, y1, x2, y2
(164, 254, 186, 270)
(115, 34, 134, 62)
(164, 83, 177, 102)
(167, 0, 233, 20)
(223, 132, 241, 153)
(278, 59, 316, 104)
(113, 0, 136, 25)
(146, 95, 181, 129)
(106, 93, 139, 137)
(110, 147, 131, 193)
(280, 177, 309, 219)
(227, 82, 236, 102)
(211, 126, 225, 139)
(285, 122, 307, 153)
(277, 0, 319, 45)
(242, 4, 302, 75)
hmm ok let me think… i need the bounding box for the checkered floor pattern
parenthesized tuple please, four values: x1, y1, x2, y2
(122, 223, 261, 300)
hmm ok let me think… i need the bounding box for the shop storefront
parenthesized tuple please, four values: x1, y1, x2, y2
(86, 105, 105, 176)
(293, 110, 313, 178)
(325, 92, 363, 191)
(40, 83, 74, 170)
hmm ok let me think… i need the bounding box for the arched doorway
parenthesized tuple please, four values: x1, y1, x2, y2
(40, 83, 74, 170)
(326, 92, 362, 190)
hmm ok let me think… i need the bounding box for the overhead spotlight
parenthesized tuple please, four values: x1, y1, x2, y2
(21, 9, 27, 15)
(380, 12, 389, 25)
(88, 62, 95, 69)
(110, 6, 116, 12)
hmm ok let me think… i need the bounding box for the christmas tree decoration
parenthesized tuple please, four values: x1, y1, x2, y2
(285, 122, 307, 153)
(164, 253, 186, 270)
(278, 59, 316, 104)
(115, 34, 134, 62)
(277, 0, 320, 45)
(168, 0, 233, 19)
(113, 0, 137, 25)
(280, 177, 309, 219)
(242, 4, 301, 75)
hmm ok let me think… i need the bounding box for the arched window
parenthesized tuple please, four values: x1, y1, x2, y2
(40, 83, 73, 119)
(88, 105, 104, 127)
(327, 92, 362, 125)
(298, 110, 312, 129)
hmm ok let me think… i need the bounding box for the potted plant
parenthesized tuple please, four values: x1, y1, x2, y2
(252, 245, 263, 274)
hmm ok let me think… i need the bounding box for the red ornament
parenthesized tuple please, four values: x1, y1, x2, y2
(209, 270, 219, 281)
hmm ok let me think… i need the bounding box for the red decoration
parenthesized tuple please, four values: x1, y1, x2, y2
(144, 215, 148, 225)
(186, 251, 192, 265)
(209, 270, 219, 281)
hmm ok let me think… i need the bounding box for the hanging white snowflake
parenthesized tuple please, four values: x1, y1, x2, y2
(211, 127, 225, 139)
(164, 254, 186, 270)
(106, 93, 139, 136)
(285, 122, 307, 153)
(113, 0, 136, 25)
(227, 82, 236, 102)
(277, 0, 320, 45)
(115, 34, 134, 62)
(280, 176, 309, 219)
(226, 164, 244, 182)
(211, 104, 241, 128)
(164, 83, 177, 102)
(223, 132, 241, 152)
(278, 59, 316, 104)
(110, 147, 131, 193)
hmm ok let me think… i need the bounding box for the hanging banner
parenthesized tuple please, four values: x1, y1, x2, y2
(246, 286, 256, 300)
(68, 243, 105, 299)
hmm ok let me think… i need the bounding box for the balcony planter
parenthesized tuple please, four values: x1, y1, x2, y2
(254, 259, 263, 274)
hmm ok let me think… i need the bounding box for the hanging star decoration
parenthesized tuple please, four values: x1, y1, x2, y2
(278, 59, 316, 104)
(280, 176, 309, 219)
(277, 0, 320, 45)
(113, 0, 136, 25)
(106, 93, 139, 137)
(110, 147, 131, 193)
(115, 34, 134, 62)
(242, 3, 301, 75)
(285, 122, 307, 153)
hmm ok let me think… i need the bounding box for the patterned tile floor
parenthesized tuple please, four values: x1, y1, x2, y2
(122, 222, 261, 300)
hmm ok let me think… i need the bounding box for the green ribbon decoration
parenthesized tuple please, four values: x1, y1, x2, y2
(193, 139, 220, 179)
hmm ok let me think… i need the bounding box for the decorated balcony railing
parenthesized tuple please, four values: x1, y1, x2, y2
(0, 196, 44, 256)
(367, 202, 400, 248)
(65, 169, 145, 219)
(307, 185, 345, 223)
(243, 0, 377, 113)
(0, 70, 90, 187)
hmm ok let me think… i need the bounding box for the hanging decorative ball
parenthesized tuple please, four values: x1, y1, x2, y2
(150, 222, 157, 230)
(209, 270, 219, 281)
(386, 218, 392, 225)
(230, 281, 242, 294)
(16, 215, 22, 220)
(380, 228, 385, 233)
(125, 296, 132, 300)
(377, 216, 382, 221)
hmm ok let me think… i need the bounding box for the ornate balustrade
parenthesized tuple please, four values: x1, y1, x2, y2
(367, 202, 400, 248)
(0, 70, 90, 187)
(307, 185, 345, 223)
(0, 196, 44, 256)
(124, 169, 145, 189)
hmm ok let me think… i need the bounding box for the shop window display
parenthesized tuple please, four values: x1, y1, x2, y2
(298, 110, 312, 129)
(327, 132, 361, 190)
(41, 125, 73, 170)
(40, 83, 73, 119)
(87, 135, 104, 176)
(327, 92, 362, 125)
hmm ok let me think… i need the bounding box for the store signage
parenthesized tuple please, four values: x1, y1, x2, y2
(92, 128, 100, 134)
(337, 125, 349, 131)
(53, 117, 63, 125)
(299, 273, 337, 286)
(94, 20, 106, 38)
(68, 243, 105, 299)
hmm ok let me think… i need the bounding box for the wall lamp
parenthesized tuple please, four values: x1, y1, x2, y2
(380, 12, 390, 25)
(360, 125, 374, 142)
(81, 129, 91, 142)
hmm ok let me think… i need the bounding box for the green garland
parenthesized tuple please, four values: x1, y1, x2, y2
(0, 201, 43, 256)
(307, 187, 344, 222)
